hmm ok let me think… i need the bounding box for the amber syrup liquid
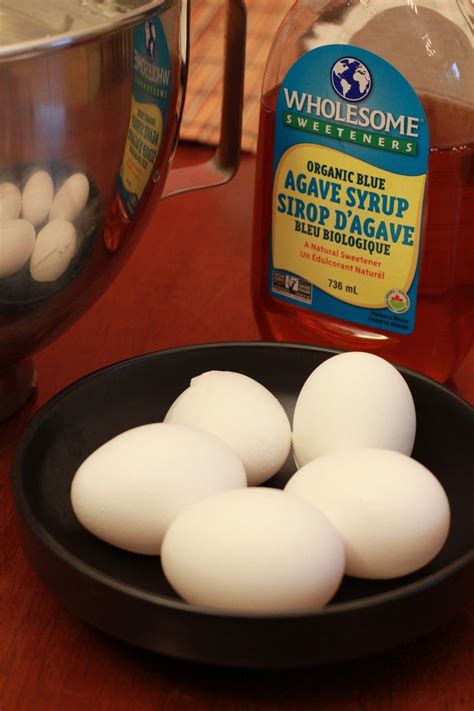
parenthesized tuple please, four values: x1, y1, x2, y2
(252, 87, 474, 382)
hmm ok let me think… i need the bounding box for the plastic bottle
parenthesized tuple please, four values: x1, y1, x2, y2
(251, 0, 473, 382)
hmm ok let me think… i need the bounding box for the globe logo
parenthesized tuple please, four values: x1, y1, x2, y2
(144, 20, 157, 61)
(331, 57, 372, 102)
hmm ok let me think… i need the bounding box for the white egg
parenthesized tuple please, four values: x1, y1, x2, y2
(161, 487, 345, 612)
(49, 173, 89, 222)
(0, 183, 22, 223)
(30, 219, 77, 282)
(164, 371, 292, 485)
(0, 219, 36, 278)
(292, 352, 416, 466)
(22, 170, 54, 226)
(285, 449, 450, 579)
(71, 423, 247, 555)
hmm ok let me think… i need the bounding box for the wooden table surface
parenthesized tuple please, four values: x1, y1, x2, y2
(0, 144, 472, 710)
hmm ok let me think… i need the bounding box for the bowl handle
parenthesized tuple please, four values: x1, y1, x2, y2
(161, 0, 247, 198)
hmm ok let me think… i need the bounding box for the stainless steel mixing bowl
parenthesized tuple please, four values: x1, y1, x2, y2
(0, 0, 246, 419)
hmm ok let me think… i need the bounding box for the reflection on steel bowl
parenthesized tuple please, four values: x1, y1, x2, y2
(0, 161, 102, 303)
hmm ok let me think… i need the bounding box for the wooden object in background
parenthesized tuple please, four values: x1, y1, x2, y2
(181, 0, 293, 152)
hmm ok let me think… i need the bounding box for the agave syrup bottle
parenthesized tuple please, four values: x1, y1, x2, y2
(251, 0, 473, 382)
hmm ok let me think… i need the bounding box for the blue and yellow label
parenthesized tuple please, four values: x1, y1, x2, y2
(117, 17, 171, 217)
(271, 46, 429, 334)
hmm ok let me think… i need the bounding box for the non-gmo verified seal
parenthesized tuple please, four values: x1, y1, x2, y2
(331, 57, 372, 102)
(385, 289, 411, 314)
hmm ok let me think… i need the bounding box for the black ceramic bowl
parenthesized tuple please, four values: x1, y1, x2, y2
(11, 343, 474, 668)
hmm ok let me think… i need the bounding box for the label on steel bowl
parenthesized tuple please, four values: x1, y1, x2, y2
(116, 15, 172, 217)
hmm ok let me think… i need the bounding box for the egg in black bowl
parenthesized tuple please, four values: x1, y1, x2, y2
(11, 343, 474, 668)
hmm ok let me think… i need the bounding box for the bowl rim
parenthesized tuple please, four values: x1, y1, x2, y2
(0, 0, 171, 61)
(11, 341, 474, 621)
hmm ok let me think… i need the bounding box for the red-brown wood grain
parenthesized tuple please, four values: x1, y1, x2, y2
(0, 144, 472, 711)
